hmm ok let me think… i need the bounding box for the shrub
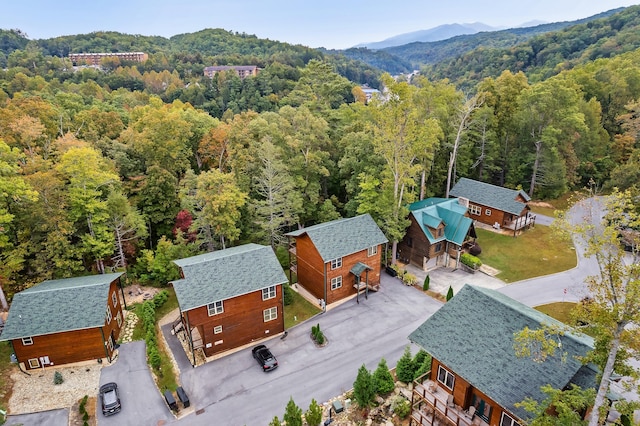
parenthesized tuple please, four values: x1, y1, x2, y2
(423, 275, 430, 291)
(82, 411, 89, 421)
(372, 358, 395, 395)
(395, 346, 415, 383)
(268, 416, 282, 426)
(403, 272, 417, 286)
(446, 286, 454, 301)
(305, 398, 323, 426)
(148, 346, 161, 370)
(53, 371, 64, 385)
(311, 324, 325, 345)
(392, 396, 411, 418)
(460, 253, 482, 269)
(283, 397, 303, 426)
(283, 283, 294, 306)
(353, 364, 375, 408)
(153, 290, 169, 308)
(414, 353, 432, 380)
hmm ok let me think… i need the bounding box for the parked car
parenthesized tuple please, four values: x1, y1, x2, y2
(100, 382, 122, 416)
(252, 344, 278, 372)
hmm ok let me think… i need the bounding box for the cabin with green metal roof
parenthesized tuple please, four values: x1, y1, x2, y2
(449, 178, 533, 233)
(171, 244, 288, 363)
(408, 285, 597, 426)
(398, 198, 476, 271)
(285, 214, 388, 306)
(0, 273, 126, 370)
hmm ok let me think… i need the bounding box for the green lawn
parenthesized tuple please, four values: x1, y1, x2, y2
(0, 341, 16, 420)
(284, 289, 321, 329)
(476, 226, 576, 283)
(535, 302, 577, 324)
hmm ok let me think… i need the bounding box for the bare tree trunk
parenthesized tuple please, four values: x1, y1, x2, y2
(588, 322, 625, 426)
(420, 170, 426, 201)
(529, 140, 542, 197)
(0, 283, 9, 311)
(445, 96, 481, 198)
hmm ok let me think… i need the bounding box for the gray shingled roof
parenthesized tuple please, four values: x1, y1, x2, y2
(408, 285, 595, 422)
(0, 273, 124, 341)
(285, 214, 388, 262)
(449, 178, 530, 216)
(172, 244, 288, 312)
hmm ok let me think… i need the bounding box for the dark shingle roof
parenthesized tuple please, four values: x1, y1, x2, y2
(172, 244, 288, 312)
(285, 214, 388, 262)
(408, 198, 472, 245)
(408, 285, 595, 422)
(0, 273, 123, 341)
(449, 178, 530, 216)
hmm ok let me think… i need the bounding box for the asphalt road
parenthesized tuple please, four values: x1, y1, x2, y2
(5, 408, 69, 426)
(172, 276, 442, 426)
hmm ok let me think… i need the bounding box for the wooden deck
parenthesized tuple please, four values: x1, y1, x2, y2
(410, 376, 489, 426)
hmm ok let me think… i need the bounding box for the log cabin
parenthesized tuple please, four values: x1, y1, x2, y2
(449, 178, 533, 232)
(285, 214, 388, 307)
(171, 244, 288, 364)
(0, 273, 126, 370)
(408, 285, 597, 426)
(397, 198, 476, 271)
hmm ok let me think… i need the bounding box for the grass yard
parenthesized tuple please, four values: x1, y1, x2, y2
(535, 302, 577, 325)
(476, 226, 576, 283)
(0, 341, 16, 420)
(528, 192, 580, 217)
(284, 288, 321, 329)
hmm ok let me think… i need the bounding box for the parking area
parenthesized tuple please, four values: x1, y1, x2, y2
(97, 341, 173, 425)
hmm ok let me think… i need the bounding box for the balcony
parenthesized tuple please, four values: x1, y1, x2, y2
(411, 373, 488, 426)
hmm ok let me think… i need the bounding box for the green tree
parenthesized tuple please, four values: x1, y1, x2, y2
(106, 190, 147, 269)
(446, 286, 454, 301)
(353, 364, 375, 408)
(395, 346, 414, 383)
(362, 74, 441, 262)
(372, 358, 396, 395)
(268, 416, 282, 426)
(516, 384, 595, 426)
(283, 397, 303, 426)
(304, 398, 323, 426)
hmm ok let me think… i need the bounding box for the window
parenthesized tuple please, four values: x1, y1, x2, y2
(434, 242, 442, 253)
(106, 337, 113, 352)
(367, 245, 378, 257)
(485, 209, 492, 216)
(28, 358, 40, 369)
(22, 337, 33, 346)
(208, 301, 224, 316)
(331, 276, 342, 290)
(437, 227, 444, 237)
(262, 286, 277, 301)
(106, 307, 112, 324)
(263, 307, 277, 322)
(500, 413, 522, 426)
(112, 292, 117, 307)
(213, 325, 223, 334)
(437, 365, 455, 390)
(116, 311, 122, 327)
(331, 257, 342, 270)
(469, 205, 481, 215)
(472, 394, 492, 422)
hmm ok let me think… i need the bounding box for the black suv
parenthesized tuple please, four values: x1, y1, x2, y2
(100, 382, 122, 416)
(252, 344, 278, 372)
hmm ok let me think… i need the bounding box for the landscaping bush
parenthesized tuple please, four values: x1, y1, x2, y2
(414, 353, 432, 380)
(153, 290, 169, 308)
(402, 272, 417, 286)
(395, 346, 415, 383)
(446, 286, 454, 301)
(79, 395, 89, 426)
(148, 346, 161, 370)
(461, 253, 482, 269)
(311, 323, 325, 345)
(268, 416, 282, 426)
(53, 371, 64, 385)
(353, 364, 375, 408)
(392, 396, 411, 418)
(423, 275, 430, 291)
(372, 358, 395, 395)
(283, 397, 303, 426)
(283, 283, 294, 306)
(305, 398, 323, 426)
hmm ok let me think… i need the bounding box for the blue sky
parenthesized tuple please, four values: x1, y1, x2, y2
(2, 1, 639, 49)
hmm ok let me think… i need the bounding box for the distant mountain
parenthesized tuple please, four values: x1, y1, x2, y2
(355, 22, 497, 50)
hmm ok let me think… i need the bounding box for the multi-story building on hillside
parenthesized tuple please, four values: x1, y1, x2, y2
(68, 52, 148, 66)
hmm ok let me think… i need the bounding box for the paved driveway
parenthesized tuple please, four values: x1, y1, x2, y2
(170, 275, 442, 426)
(98, 341, 173, 426)
(5, 408, 69, 426)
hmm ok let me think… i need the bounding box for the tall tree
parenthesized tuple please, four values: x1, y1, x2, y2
(106, 191, 147, 269)
(362, 74, 441, 262)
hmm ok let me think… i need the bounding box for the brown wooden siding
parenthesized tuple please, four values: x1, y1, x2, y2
(293, 234, 325, 301)
(325, 245, 383, 305)
(468, 202, 507, 227)
(398, 216, 446, 267)
(13, 327, 109, 370)
(430, 357, 506, 425)
(184, 285, 285, 357)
